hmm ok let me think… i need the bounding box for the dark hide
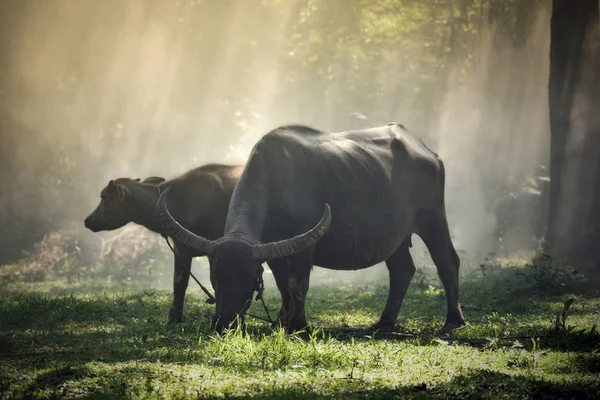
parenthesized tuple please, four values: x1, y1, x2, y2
(158, 124, 465, 332)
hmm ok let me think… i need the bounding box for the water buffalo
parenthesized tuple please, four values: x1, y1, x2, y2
(157, 124, 466, 333)
(85, 163, 244, 323)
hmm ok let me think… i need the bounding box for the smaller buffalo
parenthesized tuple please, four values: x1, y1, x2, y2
(85, 164, 244, 323)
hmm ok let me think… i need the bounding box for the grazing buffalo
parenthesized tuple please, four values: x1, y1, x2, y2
(85, 164, 244, 323)
(157, 124, 466, 332)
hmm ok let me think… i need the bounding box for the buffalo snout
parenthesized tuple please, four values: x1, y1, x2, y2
(84, 216, 100, 232)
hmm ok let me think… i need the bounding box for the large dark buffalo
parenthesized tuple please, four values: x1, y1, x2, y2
(85, 164, 244, 323)
(158, 124, 466, 332)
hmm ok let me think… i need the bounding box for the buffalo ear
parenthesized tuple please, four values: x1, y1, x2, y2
(116, 184, 129, 203)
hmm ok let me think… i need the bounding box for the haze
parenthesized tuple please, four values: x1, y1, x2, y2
(0, 0, 551, 287)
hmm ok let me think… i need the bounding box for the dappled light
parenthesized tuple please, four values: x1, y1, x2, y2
(1, 0, 599, 398)
(1, 0, 553, 267)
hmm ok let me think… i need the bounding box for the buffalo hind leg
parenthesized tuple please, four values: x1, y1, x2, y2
(167, 248, 192, 324)
(417, 210, 466, 330)
(370, 239, 415, 331)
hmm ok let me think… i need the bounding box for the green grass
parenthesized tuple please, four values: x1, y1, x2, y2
(1, 257, 600, 399)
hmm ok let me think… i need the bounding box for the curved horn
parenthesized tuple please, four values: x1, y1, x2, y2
(252, 204, 331, 261)
(156, 187, 218, 256)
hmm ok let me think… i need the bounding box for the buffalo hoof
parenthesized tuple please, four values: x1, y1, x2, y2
(286, 320, 309, 334)
(274, 313, 289, 330)
(167, 308, 183, 324)
(441, 320, 467, 332)
(368, 319, 397, 332)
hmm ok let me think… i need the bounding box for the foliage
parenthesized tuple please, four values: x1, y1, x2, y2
(526, 254, 578, 294)
(0, 226, 174, 291)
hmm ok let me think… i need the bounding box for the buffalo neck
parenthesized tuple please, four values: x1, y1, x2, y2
(223, 155, 269, 244)
(128, 182, 166, 233)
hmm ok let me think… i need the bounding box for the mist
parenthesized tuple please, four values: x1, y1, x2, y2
(0, 0, 552, 289)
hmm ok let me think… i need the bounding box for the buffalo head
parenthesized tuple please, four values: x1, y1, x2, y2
(156, 187, 331, 332)
(84, 179, 140, 232)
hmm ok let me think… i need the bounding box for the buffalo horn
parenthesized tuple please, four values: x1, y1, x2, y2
(251, 204, 331, 261)
(156, 187, 218, 256)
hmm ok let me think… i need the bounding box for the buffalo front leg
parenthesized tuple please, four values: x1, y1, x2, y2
(286, 259, 312, 333)
(167, 250, 192, 324)
(370, 239, 415, 331)
(268, 260, 292, 328)
(418, 210, 466, 330)
(274, 254, 312, 333)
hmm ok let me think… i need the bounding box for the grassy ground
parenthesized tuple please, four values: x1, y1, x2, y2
(1, 255, 599, 399)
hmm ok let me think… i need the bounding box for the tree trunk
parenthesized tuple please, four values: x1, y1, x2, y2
(546, 0, 600, 269)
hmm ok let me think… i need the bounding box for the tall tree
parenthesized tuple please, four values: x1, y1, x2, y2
(546, 0, 600, 268)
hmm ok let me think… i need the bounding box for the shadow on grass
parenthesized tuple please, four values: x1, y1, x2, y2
(1, 314, 598, 372)
(1, 281, 599, 365)
(214, 369, 597, 399)
(12, 367, 598, 399)
(15, 363, 160, 399)
(0, 290, 213, 329)
(1, 287, 599, 399)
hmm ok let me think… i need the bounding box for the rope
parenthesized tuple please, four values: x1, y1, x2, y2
(247, 271, 275, 326)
